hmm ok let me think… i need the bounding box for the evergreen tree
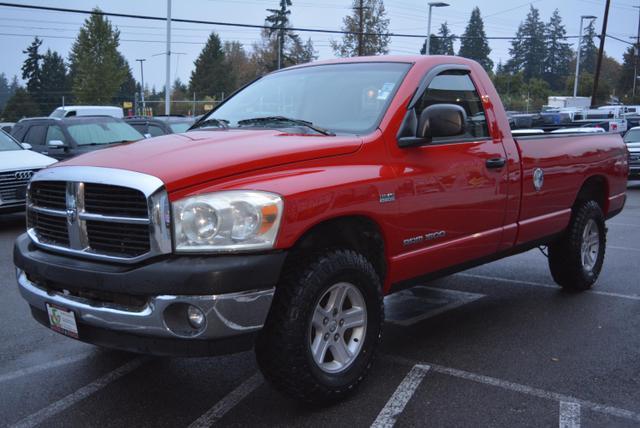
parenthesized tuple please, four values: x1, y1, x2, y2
(21, 37, 43, 97)
(331, 0, 390, 57)
(618, 45, 637, 101)
(39, 49, 67, 115)
(266, 0, 295, 68)
(580, 20, 598, 74)
(420, 23, 455, 55)
(506, 5, 547, 80)
(114, 53, 136, 106)
(8, 75, 20, 96)
(189, 32, 232, 99)
(458, 7, 493, 72)
(68, 9, 128, 104)
(543, 9, 573, 91)
(0, 73, 10, 112)
(2, 88, 40, 122)
(288, 37, 317, 65)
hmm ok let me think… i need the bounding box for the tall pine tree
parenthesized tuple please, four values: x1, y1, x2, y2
(68, 9, 129, 104)
(0, 73, 10, 112)
(21, 37, 43, 98)
(618, 45, 637, 101)
(507, 5, 547, 80)
(458, 7, 493, 73)
(543, 9, 573, 90)
(331, 0, 390, 57)
(420, 22, 456, 55)
(189, 32, 232, 99)
(580, 20, 598, 74)
(39, 49, 68, 114)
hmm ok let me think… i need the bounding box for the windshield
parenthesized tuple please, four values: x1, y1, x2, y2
(204, 62, 411, 134)
(169, 122, 192, 133)
(624, 129, 640, 143)
(0, 130, 23, 151)
(67, 121, 143, 145)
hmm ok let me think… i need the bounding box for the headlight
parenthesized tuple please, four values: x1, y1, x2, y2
(172, 191, 283, 252)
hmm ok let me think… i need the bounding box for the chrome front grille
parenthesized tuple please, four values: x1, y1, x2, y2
(26, 166, 172, 264)
(0, 169, 36, 207)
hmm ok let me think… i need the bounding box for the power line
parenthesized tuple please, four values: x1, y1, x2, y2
(0, 2, 583, 41)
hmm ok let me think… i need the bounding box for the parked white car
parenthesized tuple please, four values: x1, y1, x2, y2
(0, 130, 56, 213)
(50, 105, 124, 119)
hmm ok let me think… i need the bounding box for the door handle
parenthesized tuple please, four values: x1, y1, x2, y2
(486, 158, 506, 169)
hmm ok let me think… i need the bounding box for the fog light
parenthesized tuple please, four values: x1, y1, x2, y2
(187, 305, 205, 329)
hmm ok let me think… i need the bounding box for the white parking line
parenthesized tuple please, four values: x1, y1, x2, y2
(608, 222, 640, 228)
(10, 357, 146, 428)
(457, 273, 640, 301)
(371, 365, 430, 428)
(559, 402, 581, 428)
(383, 355, 640, 423)
(609, 245, 640, 252)
(188, 373, 263, 428)
(0, 353, 90, 383)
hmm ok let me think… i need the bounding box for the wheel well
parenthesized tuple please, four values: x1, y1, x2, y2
(287, 216, 387, 282)
(575, 176, 608, 213)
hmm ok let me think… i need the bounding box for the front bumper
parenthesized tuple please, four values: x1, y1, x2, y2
(14, 233, 287, 356)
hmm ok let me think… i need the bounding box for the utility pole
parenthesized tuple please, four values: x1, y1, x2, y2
(136, 59, 146, 115)
(425, 2, 449, 55)
(591, 0, 611, 106)
(165, 0, 172, 115)
(633, 6, 640, 98)
(354, 0, 368, 56)
(573, 15, 596, 98)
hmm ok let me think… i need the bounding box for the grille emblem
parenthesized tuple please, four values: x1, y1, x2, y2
(15, 170, 33, 180)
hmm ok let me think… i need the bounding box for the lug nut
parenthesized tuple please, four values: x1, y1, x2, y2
(339, 319, 344, 326)
(334, 333, 339, 341)
(324, 333, 329, 341)
(323, 317, 329, 325)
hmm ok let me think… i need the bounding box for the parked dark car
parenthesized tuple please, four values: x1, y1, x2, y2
(124, 115, 195, 137)
(10, 116, 144, 161)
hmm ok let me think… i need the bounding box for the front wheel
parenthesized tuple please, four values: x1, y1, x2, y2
(548, 200, 606, 291)
(255, 249, 383, 403)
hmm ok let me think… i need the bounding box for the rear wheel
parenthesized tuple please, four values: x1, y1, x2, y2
(255, 249, 383, 403)
(548, 200, 606, 291)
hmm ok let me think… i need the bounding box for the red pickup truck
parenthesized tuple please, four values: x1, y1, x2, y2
(14, 56, 628, 403)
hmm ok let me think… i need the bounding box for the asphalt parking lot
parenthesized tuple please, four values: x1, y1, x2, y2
(1, 182, 639, 428)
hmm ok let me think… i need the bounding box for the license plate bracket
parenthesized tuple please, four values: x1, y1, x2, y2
(46, 303, 79, 338)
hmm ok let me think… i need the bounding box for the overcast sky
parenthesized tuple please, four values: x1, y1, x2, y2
(0, 0, 638, 91)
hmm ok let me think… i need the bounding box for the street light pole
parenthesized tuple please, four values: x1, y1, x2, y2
(136, 59, 146, 115)
(165, 0, 172, 115)
(425, 2, 449, 55)
(573, 15, 596, 98)
(633, 6, 640, 98)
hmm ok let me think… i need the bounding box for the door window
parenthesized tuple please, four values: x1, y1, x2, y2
(23, 125, 47, 146)
(45, 125, 67, 145)
(415, 71, 490, 140)
(148, 124, 165, 137)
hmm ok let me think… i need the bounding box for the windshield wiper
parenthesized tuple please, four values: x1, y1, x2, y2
(237, 116, 335, 136)
(190, 118, 229, 130)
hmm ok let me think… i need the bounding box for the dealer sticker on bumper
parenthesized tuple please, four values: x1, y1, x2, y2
(46, 303, 79, 338)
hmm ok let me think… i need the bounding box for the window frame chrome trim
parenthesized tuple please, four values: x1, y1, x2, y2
(27, 166, 172, 264)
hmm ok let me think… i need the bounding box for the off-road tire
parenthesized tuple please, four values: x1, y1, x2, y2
(548, 200, 606, 291)
(255, 249, 384, 403)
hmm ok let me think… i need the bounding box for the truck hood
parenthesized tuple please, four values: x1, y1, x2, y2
(0, 149, 56, 173)
(56, 129, 363, 192)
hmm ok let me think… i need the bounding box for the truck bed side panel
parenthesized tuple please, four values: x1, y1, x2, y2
(514, 133, 627, 244)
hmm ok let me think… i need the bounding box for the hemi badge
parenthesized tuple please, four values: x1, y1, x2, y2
(379, 193, 395, 203)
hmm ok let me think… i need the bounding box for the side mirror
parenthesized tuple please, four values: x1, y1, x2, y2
(21, 143, 32, 150)
(398, 104, 467, 148)
(417, 104, 467, 139)
(48, 140, 65, 148)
